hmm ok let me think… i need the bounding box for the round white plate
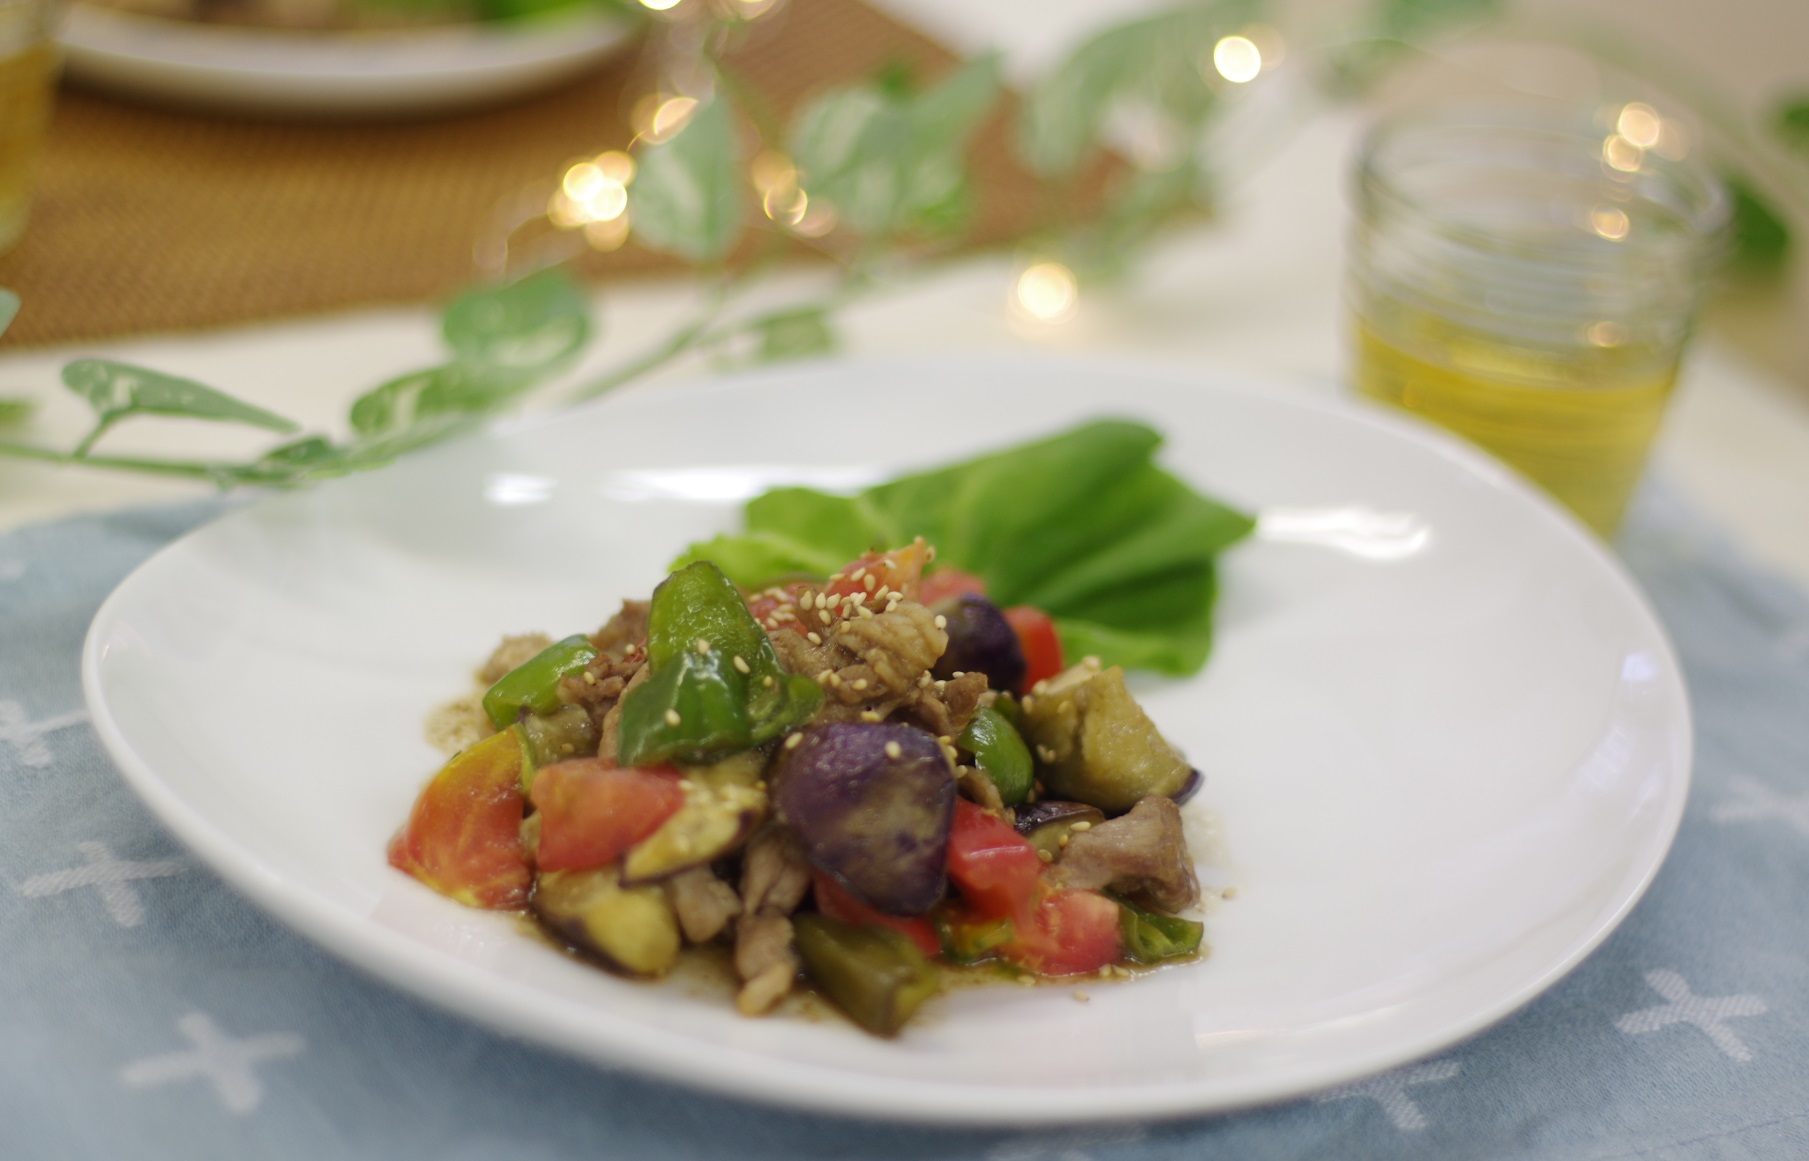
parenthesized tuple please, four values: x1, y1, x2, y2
(58, 3, 634, 117)
(83, 355, 1691, 1124)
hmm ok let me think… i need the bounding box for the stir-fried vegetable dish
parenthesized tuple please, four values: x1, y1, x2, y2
(391, 420, 1251, 1035)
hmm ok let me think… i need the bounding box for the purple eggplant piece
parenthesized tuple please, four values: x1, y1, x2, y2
(772, 722, 955, 916)
(1011, 800, 1102, 836)
(1171, 767, 1204, 806)
(931, 594, 1026, 693)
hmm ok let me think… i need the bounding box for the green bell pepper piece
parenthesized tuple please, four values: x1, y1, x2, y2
(958, 705, 1033, 806)
(482, 634, 598, 730)
(616, 561, 822, 766)
(1117, 895, 1204, 964)
(795, 912, 941, 1036)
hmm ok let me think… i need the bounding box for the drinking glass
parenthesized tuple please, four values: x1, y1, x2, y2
(1347, 100, 1730, 537)
(0, 0, 59, 254)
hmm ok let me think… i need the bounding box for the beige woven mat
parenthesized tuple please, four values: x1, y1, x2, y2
(0, 0, 1049, 348)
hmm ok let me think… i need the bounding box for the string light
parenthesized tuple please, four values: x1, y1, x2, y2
(1014, 262, 1078, 323)
(1211, 35, 1262, 84)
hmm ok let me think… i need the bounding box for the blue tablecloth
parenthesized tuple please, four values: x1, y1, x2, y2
(2, 488, 1806, 1160)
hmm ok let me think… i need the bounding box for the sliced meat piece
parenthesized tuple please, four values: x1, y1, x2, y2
(901, 671, 989, 739)
(1047, 795, 1200, 913)
(591, 599, 651, 659)
(832, 601, 947, 698)
(734, 912, 799, 1015)
(739, 824, 812, 917)
(663, 865, 742, 943)
(595, 662, 650, 759)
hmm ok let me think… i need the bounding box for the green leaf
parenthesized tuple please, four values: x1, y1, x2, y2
(348, 363, 531, 439)
(61, 360, 301, 448)
(1369, 0, 1499, 42)
(790, 54, 1001, 240)
(1017, 1, 1259, 179)
(1774, 97, 1809, 155)
(629, 97, 746, 264)
(0, 396, 33, 427)
(0, 289, 19, 339)
(753, 307, 838, 362)
(1725, 175, 1792, 272)
(678, 418, 1254, 676)
(441, 267, 591, 372)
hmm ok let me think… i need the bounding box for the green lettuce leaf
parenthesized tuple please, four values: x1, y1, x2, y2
(673, 419, 1254, 676)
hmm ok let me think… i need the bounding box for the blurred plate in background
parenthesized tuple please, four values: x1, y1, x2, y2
(58, 3, 635, 117)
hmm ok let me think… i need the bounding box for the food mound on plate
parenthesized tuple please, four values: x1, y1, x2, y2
(81, 0, 591, 32)
(391, 541, 1209, 1037)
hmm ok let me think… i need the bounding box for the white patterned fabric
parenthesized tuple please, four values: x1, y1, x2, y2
(2, 491, 1806, 1160)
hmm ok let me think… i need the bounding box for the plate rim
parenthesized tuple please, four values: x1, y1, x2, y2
(80, 352, 1695, 1124)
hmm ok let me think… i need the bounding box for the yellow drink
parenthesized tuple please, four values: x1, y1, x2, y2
(1352, 303, 1677, 537)
(0, 36, 56, 253)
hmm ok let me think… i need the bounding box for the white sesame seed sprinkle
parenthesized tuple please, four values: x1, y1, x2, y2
(731, 655, 751, 675)
(884, 741, 902, 759)
(818, 609, 832, 625)
(664, 709, 682, 727)
(807, 631, 823, 645)
(933, 615, 947, 630)
(785, 733, 804, 750)
(695, 637, 711, 655)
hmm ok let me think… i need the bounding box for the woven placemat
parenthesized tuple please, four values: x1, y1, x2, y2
(0, 0, 1048, 348)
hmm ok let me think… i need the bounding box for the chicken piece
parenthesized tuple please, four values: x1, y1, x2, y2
(591, 599, 650, 660)
(739, 825, 811, 916)
(735, 913, 799, 1015)
(594, 662, 650, 759)
(832, 602, 947, 699)
(478, 633, 555, 685)
(901, 671, 988, 739)
(663, 865, 742, 944)
(1048, 795, 1200, 913)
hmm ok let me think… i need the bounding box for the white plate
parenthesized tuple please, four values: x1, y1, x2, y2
(83, 355, 1691, 1124)
(59, 3, 634, 117)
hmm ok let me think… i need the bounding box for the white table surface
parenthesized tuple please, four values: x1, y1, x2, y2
(4, 8, 1808, 588)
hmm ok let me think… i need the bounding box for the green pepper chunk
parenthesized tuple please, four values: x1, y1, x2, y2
(482, 634, 598, 730)
(616, 561, 823, 766)
(1117, 896, 1204, 964)
(958, 705, 1033, 807)
(932, 908, 1014, 965)
(795, 913, 941, 1036)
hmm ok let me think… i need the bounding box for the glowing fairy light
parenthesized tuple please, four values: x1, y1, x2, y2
(1211, 36, 1262, 84)
(1589, 205, 1630, 241)
(638, 0, 680, 10)
(1014, 262, 1078, 323)
(1602, 133, 1644, 174)
(550, 150, 634, 228)
(1616, 102, 1663, 149)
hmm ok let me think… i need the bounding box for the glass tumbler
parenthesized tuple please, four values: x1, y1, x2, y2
(0, 0, 58, 254)
(1347, 100, 1730, 537)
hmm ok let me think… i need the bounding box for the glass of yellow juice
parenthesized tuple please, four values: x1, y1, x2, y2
(0, 0, 58, 254)
(1348, 101, 1730, 538)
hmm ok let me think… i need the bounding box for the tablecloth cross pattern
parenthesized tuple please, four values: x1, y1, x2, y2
(1614, 970, 1771, 1062)
(1712, 773, 1809, 836)
(2, 490, 1806, 1160)
(1311, 1059, 1463, 1131)
(15, 840, 186, 928)
(0, 700, 86, 768)
(120, 1012, 306, 1116)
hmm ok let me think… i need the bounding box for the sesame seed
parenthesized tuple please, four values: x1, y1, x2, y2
(784, 733, 804, 750)
(695, 637, 711, 655)
(875, 586, 890, 601)
(847, 678, 865, 691)
(1058, 834, 1071, 848)
(583, 671, 597, 684)
(1222, 886, 1239, 900)
(731, 655, 751, 675)
(860, 711, 881, 722)
(819, 610, 832, 625)
(807, 632, 823, 645)
(858, 607, 874, 619)
(827, 673, 843, 686)
(884, 741, 902, 759)
(763, 675, 776, 687)
(1070, 820, 1092, 832)
(828, 573, 844, 583)
(919, 672, 932, 687)
(951, 671, 966, 679)
(1072, 991, 1090, 1003)
(801, 591, 816, 610)
(1021, 695, 1035, 712)
(1036, 745, 1057, 763)
(677, 779, 695, 791)
(937, 735, 952, 745)
(664, 709, 682, 727)
(851, 567, 867, 582)
(926, 545, 937, 562)
(863, 574, 877, 592)
(933, 615, 947, 630)
(816, 669, 833, 682)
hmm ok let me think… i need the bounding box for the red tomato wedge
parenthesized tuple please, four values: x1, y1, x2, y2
(388, 728, 532, 909)
(812, 871, 943, 958)
(746, 581, 811, 638)
(529, 758, 686, 872)
(826, 540, 929, 603)
(918, 568, 988, 606)
(946, 799, 1042, 917)
(1008, 888, 1123, 976)
(945, 799, 1122, 975)
(1003, 605, 1065, 694)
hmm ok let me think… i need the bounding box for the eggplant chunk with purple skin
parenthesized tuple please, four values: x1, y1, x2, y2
(1020, 659, 1192, 814)
(771, 722, 956, 916)
(931, 594, 1026, 692)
